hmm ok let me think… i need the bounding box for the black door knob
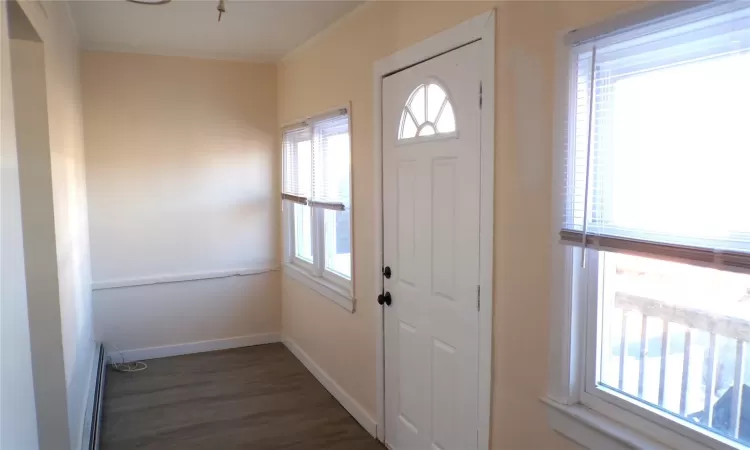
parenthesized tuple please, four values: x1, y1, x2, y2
(377, 292, 392, 306)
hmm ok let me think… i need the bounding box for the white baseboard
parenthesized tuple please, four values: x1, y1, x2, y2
(108, 332, 281, 363)
(283, 336, 378, 438)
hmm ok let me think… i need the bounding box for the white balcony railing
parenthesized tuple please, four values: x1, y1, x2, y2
(613, 292, 750, 440)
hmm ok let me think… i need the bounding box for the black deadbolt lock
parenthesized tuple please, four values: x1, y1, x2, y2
(383, 266, 391, 279)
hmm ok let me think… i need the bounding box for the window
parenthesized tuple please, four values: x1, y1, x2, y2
(398, 82, 456, 140)
(555, 3, 750, 448)
(282, 109, 352, 305)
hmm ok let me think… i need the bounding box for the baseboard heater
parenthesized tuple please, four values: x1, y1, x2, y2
(89, 344, 107, 450)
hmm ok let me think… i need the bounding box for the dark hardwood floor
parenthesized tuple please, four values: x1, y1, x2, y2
(101, 343, 385, 450)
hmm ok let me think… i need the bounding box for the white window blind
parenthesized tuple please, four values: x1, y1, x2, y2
(282, 126, 312, 204)
(311, 113, 350, 211)
(561, 3, 750, 272)
(281, 108, 350, 210)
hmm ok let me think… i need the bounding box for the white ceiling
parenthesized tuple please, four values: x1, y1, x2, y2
(69, 0, 363, 62)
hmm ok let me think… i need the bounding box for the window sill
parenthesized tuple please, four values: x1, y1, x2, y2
(283, 263, 354, 313)
(542, 397, 673, 450)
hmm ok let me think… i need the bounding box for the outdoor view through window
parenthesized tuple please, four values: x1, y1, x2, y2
(599, 253, 750, 442)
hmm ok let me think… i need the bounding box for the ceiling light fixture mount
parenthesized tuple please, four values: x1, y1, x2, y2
(217, 0, 226, 21)
(126, 0, 172, 4)
(124, 0, 226, 22)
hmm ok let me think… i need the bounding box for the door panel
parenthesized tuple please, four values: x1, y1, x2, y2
(383, 41, 481, 450)
(431, 159, 457, 301)
(397, 161, 417, 285)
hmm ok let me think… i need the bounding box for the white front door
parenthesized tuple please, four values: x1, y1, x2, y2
(383, 41, 481, 450)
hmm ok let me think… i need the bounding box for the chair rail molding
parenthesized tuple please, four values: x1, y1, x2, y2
(91, 264, 280, 290)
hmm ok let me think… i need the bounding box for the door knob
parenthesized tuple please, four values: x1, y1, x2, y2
(377, 292, 392, 306)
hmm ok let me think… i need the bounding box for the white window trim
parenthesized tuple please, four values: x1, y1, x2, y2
(283, 262, 354, 312)
(281, 106, 354, 313)
(546, 3, 750, 450)
(543, 397, 672, 450)
(283, 201, 355, 313)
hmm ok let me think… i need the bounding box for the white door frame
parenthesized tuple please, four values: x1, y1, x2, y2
(372, 10, 495, 449)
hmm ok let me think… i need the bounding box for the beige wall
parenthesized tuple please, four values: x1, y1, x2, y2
(4, 2, 95, 449)
(39, 5, 95, 448)
(1, 3, 41, 448)
(278, 1, 646, 448)
(93, 274, 280, 351)
(82, 52, 281, 352)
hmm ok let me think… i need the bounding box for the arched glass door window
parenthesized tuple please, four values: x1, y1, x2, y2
(398, 82, 456, 140)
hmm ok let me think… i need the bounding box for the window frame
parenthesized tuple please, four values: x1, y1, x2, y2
(547, 4, 750, 450)
(581, 249, 747, 450)
(544, 246, 746, 450)
(282, 107, 354, 312)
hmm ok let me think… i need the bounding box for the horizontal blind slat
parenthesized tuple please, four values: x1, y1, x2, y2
(308, 200, 345, 211)
(281, 193, 308, 205)
(559, 230, 750, 274)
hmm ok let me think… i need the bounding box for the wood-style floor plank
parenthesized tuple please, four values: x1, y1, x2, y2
(101, 343, 384, 450)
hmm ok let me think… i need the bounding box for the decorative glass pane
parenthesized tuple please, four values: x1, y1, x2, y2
(398, 82, 456, 140)
(410, 85, 426, 124)
(419, 124, 436, 136)
(427, 85, 447, 122)
(400, 110, 418, 139)
(436, 101, 456, 133)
